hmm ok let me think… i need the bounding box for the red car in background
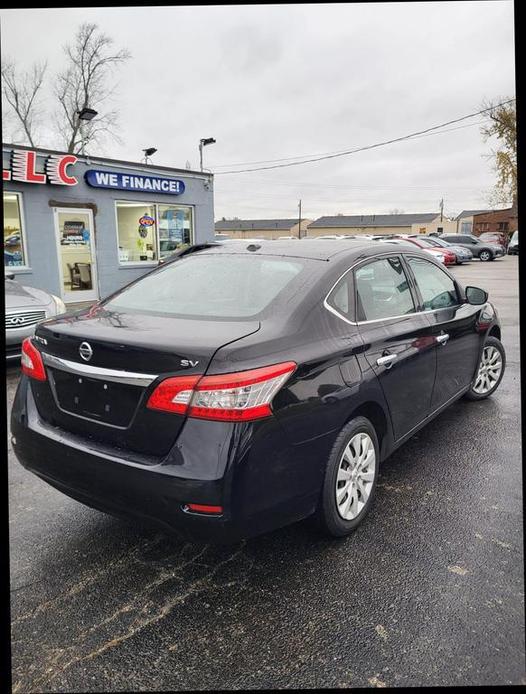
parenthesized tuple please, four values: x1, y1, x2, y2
(478, 232, 508, 250)
(393, 235, 457, 265)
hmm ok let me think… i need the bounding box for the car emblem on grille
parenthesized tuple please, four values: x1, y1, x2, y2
(8, 316, 24, 325)
(79, 342, 93, 362)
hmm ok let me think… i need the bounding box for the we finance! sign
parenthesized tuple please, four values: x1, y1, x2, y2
(85, 169, 185, 195)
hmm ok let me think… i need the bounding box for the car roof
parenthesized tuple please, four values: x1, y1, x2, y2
(198, 238, 406, 262)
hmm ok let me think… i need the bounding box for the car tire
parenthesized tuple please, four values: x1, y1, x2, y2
(315, 416, 379, 537)
(479, 250, 492, 261)
(464, 336, 506, 401)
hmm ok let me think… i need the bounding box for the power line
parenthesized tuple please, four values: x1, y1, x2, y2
(212, 119, 486, 170)
(214, 98, 515, 176)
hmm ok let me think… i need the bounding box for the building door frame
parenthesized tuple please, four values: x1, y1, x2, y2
(53, 206, 99, 303)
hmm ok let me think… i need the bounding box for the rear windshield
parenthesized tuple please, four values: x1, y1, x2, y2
(104, 253, 307, 319)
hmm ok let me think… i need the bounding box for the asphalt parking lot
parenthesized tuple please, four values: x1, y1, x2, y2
(7, 254, 524, 690)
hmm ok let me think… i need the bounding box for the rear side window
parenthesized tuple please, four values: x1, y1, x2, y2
(355, 257, 415, 321)
(326, 273, 354, 320)
(105, 254, 306, 319)
(407, 257, 459, 310)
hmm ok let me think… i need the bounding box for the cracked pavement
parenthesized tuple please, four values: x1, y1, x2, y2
(7, 255, 524, 690)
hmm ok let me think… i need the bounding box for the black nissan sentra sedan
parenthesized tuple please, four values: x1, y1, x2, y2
(11, 240, 506, 543)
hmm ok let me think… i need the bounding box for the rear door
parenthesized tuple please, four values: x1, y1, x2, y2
(354, 255, 437, 441)
(404, 255, 481, 409)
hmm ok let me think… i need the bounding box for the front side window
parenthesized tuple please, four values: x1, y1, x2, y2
(3, 192, 27, 267)
(355, 256, 415, 321)
(407, 256, 458, 310)
(105, 254, 306, 319)
(116, 201, 157, 263)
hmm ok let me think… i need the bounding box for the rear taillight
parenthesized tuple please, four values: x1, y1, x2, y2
(21, 338, 47, 381)
(146, 375, 201, 414)
(146, 361, 296, 421)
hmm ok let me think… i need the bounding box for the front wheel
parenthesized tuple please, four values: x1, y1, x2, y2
(315, 416, 379, 537)
(464, 336, 506, 400)
(479, 250, 492, 261)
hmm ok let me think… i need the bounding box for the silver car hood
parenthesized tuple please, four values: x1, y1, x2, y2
(5, 280, 54, 311)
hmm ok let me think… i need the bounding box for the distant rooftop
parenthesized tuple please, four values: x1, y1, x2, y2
(215, 218, 308, 232)
(309, 213, 439, 229)
(456, 209, 493, 220)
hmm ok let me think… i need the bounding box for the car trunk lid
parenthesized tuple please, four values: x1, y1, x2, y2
(31, 306, 260, 457)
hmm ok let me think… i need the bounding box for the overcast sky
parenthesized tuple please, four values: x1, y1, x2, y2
(0, 2, 516, 220)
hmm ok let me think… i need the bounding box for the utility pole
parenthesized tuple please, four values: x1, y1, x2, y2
(439, 198, 444, 222)
(298, 199, 302, 238)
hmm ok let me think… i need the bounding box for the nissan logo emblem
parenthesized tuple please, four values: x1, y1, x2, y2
(79, 342, 93, 362)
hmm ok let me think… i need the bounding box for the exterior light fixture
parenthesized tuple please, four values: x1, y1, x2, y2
(77, 108, 98, 121)
(76, 108, 98, 155)
(142, 147, 158, 164)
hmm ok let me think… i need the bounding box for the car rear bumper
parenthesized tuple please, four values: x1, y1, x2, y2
(11, 376, 321, 543)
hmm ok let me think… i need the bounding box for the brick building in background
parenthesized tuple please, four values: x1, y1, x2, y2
(457, 207, 518, 237)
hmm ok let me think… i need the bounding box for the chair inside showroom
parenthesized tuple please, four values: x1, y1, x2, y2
(76, 263, 92, 290)
(67, 263, 81, 290)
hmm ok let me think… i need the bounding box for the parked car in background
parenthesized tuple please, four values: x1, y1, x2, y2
(5, 273, 66, 360)
(508, 230, 518, 255)
(478, 232, 508, 250)
(441, 234, 505, 261)
(378, 238, 446, 263)
(409, 235, 473, 264)
(277, 236, 299, 240)
(11, 239, 505, 543)
(393, 236, 456, 265)
(313, 234, 345, 240)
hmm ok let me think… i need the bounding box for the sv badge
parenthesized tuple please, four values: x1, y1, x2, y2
(180, 359, 199, 368)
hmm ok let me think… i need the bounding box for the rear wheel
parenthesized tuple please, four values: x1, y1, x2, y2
(465, 336, 506, 400)
(479, 250, 492, 262)
(315, 416, 379, 537)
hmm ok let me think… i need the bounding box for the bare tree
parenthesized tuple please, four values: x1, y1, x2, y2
(1, 58, 48, 146)
(54, 22, 131, 154)
(480, 98, 517, 212)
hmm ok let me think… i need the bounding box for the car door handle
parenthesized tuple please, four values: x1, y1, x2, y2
(436, 333, 450, 345)
(376, 354, 397, 368)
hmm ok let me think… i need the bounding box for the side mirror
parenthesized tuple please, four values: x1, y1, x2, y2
(465, 286, 488, 305)
(5, 272, 15, 280)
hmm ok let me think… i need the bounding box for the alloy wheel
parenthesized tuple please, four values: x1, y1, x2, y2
(472, 345, 503, 394)
(335, 432, 376, 520)
(480, 251, 491, 261)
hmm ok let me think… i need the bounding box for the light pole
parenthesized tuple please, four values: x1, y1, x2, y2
(76, 107, 98, 156)
(199, 137, 216, 171)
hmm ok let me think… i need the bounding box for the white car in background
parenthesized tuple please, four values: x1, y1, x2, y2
(5, 272, 66, 360)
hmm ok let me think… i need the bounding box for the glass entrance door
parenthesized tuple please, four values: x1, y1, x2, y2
(54, 208, 98, 303)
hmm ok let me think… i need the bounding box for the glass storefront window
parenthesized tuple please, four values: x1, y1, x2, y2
(3, 192, 27, 267)
(116, 201, 158, 263)
(116, 201, 194, 264)
(158, 204, 193, 260)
